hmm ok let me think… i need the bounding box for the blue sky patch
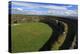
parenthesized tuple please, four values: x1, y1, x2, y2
(9, 1, 78, 17)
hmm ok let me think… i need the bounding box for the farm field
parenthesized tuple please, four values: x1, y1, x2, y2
(11, 22, 52, 52)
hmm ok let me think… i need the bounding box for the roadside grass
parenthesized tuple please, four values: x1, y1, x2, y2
(11, 22, 52, 53)
(51, 21, 68, 50)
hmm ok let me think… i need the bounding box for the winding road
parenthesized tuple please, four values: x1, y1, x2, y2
(39, 17, 78, 51)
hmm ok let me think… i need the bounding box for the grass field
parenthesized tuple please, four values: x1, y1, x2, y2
(11, 22, 52, 52)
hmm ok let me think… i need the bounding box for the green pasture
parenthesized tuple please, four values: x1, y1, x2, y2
(11, 22, 52, 52)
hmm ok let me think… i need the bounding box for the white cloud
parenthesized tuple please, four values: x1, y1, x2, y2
(12, 2, 40, 10)
(45, 7, 77, 17)
(16, 8, 23, 11)
(12, 2, 36, 9)
(12, 1, 68, 10)
(65, 10, 77, 16)
(41, 5, 67, 10)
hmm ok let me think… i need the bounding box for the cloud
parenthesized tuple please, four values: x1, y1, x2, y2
(12, 1, 68, 10)
(17, 8, 23, 11)
(45, 7, 77, 17)
(41, 5, 67, 10)
(65, 10, 78, 16)
(12, 2, 30, 7)
(11, 1, 77, 17)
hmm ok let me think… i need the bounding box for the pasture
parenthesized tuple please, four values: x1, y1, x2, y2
(11, 22, 52, 52)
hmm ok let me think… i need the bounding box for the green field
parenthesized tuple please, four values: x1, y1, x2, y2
(11, 22, 52, 52)
(11, 14, 71, 52)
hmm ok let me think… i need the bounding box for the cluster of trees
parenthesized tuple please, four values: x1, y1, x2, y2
(11, 14, 45, 24)
(10, 14, 59, 24)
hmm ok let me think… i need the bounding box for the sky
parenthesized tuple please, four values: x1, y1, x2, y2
(9, 1, 78, 17)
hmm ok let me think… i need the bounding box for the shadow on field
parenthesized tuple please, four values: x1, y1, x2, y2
(39, 17, 64, 51)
